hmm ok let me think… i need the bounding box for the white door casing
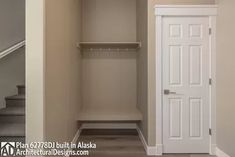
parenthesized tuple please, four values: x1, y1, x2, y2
(163, 17, 210, 153)
(155, 5, 217, 155)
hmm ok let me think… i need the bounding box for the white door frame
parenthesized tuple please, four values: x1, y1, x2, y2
(155, 5, 217, 155)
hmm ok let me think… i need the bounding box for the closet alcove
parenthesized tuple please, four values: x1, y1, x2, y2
(76, 0, 147, 122)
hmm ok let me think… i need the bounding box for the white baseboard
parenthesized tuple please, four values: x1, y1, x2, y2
(137, 127, 162, 156)
(155, 144, 163, 156)
(216, 147, 231, 157)
(210, 144, 217, 155)
(71, 129, 82, 145)
(136, 127, 148, 153)
(66, 128, 82, 157)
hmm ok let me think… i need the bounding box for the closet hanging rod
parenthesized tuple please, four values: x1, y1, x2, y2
(77, 42, 142, 50)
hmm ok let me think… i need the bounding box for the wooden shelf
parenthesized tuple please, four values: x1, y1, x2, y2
(78, 42, 141, 50)
(77, 107, 142, 121)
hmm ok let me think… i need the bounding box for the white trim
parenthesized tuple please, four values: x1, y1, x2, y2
(155, 5, 217, 154)
(210, 144, 217, 155)
(155, 144, 163, 156)
(71, 129, 82, 145)
(137, 127, 148, 153)
(209, 15, 217, 156)
(216, 147, 231, 157)
(155, 5, 217, 8)
(155, 5, 217, 16)
(66, 128, 82, 157)
(0, 40, 25, 59)
(137, 127, 162, 156)
(26, 0, 46, 150)
(155, 14, 163, 156)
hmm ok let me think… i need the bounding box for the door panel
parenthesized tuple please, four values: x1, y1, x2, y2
(169, 98, 182, 139)
(163, 17, 210, 153)
(169, 45, 182, 86)
(189, 98, 202, 138)
(189, 45, 202, 86)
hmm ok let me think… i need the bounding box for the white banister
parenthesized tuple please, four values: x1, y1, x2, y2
(0, 40, 25, 59)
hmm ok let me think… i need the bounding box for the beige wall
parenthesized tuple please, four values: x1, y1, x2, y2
(81, 0, 136, 42)
(147, 0, 215, 146)
(45, 0, 82, 142)
(81, 0, 138, 115)
(0, 0, 25, 51)
(136, 0, 148, 145)
(82, 51, 137, 111)
(216, 0, 235, 156)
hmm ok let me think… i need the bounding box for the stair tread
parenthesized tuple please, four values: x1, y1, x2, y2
(0, 107, 25, 116)
(5, 95, 25, 100)
(0, 123, 25, 137)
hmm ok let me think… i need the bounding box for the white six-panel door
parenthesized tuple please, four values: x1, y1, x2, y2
(163, 17, 210, 153)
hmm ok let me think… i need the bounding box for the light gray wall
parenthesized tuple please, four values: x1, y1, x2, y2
(216, 0, 235, 156)
(0, 47, 25, 108)
(0, 0, 25, 109)
(0, 0, 25, 51)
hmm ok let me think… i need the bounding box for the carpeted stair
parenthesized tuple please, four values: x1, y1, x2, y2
(0, 85, 25, 142)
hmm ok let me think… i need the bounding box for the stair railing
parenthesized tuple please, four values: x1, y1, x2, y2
(0, 40, 25, 59)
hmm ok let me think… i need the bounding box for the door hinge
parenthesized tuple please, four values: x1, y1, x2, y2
(209, 78, 212, 85)
(209, 28, 212, 35)
(209, 128, 212, 135)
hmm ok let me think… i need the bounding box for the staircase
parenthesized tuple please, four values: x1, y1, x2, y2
(0, 85, 25, 142)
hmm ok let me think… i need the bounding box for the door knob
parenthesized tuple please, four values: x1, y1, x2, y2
(164, 89, 177, 95)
